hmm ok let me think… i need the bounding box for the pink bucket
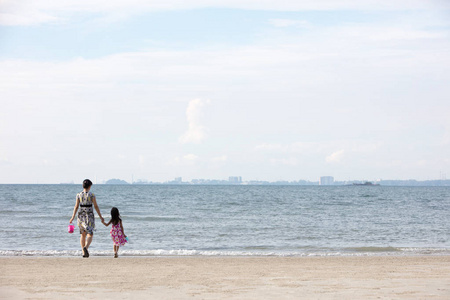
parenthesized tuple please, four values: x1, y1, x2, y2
(68, 224, 75, 233)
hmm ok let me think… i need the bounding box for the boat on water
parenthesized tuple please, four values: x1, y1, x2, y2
(352, 181, 380, 186)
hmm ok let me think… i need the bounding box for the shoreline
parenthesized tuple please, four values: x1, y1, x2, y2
(1, 255, 449, 299)
(1, 253, 450, 258)
(2, 246, 449, 258)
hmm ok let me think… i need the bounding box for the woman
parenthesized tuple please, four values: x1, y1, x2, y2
(69, 179, 104, 258)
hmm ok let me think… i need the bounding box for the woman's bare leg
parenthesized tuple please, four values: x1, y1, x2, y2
(80, 232, 86, 250)
(85, 234, 93, 249)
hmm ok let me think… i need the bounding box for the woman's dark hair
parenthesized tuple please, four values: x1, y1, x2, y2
(110, 207, 121, 225)
(82, 179, 93, 189)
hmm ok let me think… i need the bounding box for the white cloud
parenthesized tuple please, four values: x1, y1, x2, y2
(255, 142, 315, 153)
(269, 19, 310, 28)
(441, 127, 450, 145)
(0, 11, 60, 26)
(256, 141, 383, 160)
(255, 143, 288, 152)
(350, 142, 383, 154)
(332, 25, 448, 42)
(0, 158, 11, 166)
(326, 150, 345, 163)
(179, 99, 210, 144)
(270, 158, 299, 166)
(1, 6, 449, 182)
(370, 29, 446, 41)
(0, 25, 448, 97)
(138, 155, 145, 167)
(211, 155, 227, 162)
(1, 0, 449, 26)
(416, 160, 427, 167)
(168, 154, 199, 166)
(183, 154, 199, 161)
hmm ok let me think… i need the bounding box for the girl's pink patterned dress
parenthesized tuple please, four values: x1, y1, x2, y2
(110, 223, 127, 246)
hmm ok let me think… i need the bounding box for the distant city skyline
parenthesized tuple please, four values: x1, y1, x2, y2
(1, 1, 450, 184)
(57, 176, 450, 187)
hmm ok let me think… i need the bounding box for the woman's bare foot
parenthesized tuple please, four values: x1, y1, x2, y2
(83, 247, 89, 258)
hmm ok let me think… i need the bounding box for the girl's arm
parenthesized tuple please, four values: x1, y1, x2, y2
(69, 196, 80, 223)
(104, 220, 112, 226)
(92, 196, 104, 223)
(120, 220, 126, 237)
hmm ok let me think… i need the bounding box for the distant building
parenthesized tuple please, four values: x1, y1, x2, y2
(174, 177, 182, 183)
(229, 176, 242, 184)
(320, 176, 334, 185)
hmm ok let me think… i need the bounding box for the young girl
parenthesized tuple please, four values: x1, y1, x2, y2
(103, 207, 127, 258)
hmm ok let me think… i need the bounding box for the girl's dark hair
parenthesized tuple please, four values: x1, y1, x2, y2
(82, 179, 93, 189)
(110, 207, 121, 225)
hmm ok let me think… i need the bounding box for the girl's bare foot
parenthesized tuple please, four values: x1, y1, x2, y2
(114, 252, 118, 258)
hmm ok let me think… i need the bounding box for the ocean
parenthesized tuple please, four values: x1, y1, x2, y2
(0, 184, 448, 257)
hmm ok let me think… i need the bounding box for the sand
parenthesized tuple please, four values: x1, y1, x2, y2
(0, 256, 449, 299)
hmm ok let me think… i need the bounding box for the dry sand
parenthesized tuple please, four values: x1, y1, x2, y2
(0, 256, 449, 299)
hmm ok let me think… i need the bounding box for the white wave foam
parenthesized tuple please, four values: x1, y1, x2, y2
(1, 248, 449, 257)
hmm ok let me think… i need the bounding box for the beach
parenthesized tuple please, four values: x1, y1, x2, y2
(1, 256, 449, 299)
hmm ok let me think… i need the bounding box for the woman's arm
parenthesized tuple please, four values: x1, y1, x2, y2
(69, 196, 80, 223)
(120, 220, 126, 237)
(92, 196, 104, 223)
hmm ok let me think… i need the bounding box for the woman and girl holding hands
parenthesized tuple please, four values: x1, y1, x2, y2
(69, 179, 127, 258)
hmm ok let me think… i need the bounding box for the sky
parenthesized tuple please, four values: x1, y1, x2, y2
(1, 0, 450, 184)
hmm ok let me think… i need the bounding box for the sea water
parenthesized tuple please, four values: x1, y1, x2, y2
(0, 184, 448, 257)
